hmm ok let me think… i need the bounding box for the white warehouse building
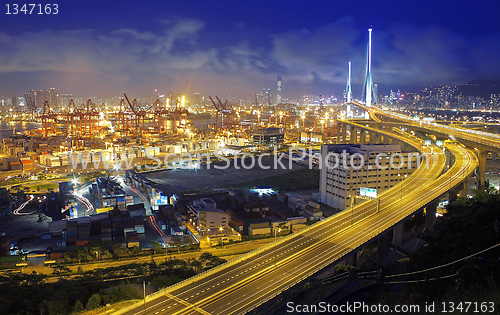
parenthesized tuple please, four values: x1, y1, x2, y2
(319, 144, 424, 211)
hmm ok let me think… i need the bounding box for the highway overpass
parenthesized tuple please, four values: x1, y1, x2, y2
(115, 118, 477, 315)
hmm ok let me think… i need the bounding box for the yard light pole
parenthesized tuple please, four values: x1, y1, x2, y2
(274, 228, 281, 266)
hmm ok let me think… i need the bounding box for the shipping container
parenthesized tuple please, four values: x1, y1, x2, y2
(274, 212, 286, 220)
(248, 227, 271, 236)
(96, 206, 114, 214)
(76, 239, 89, 247)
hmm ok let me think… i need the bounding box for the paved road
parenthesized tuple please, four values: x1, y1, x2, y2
(116, 130, 477, 314)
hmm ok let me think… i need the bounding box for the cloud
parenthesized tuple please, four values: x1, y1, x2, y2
(267, 19, 500, 96)
(0, 18, 215, 96)
(0, 15, 500, 99)
(271, 17, 361, 84)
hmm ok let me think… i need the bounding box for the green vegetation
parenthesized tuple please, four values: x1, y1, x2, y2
(60, 240, 200, 264)
(370, 188, 500, 308)
(28, 182, 59, 192)
(0, 253, 225, 315)
(411, 188, 500, 269)
(0, 255, 24, 264)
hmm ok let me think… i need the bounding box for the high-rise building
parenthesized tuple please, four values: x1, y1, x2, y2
(35, 90, 44, 108)
(260, 89, 271, 106)
(49, 88, 58, 109)
(58, 93, 73, 110)
(18, 96, 25, 107)
(319, 144, 417, 210)
(276, 75, 282, 105)
(193, 92, 201, 105)
(11, 96, 18, 108)
(373, 84, 378, 104)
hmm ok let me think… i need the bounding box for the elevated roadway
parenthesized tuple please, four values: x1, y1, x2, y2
(355, 102, 500, 153)
(117, 123, 477, 315)
(350, 102, 500, 188)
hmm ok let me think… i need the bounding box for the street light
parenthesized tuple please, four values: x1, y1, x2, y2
(274, 228, 281, 266)
(143, 280, 146, 311)
(95, 251, 99, 261)
(350, 195, 357, 225)
(219, 227, 224, 249)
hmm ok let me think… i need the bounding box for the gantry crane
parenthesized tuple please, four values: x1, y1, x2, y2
(123, 93, 146, 132)
(117, 98, 133, 132)
(84, 99, 100, 138)
(173, 98, 188, 130)
(150, 98, 169, 133)
(41, 99, 58, 137)
(209, 96, 236, 132)
(209, 96, 224, 131)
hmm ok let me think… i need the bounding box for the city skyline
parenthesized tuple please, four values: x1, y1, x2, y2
(1, 1, 499, 100)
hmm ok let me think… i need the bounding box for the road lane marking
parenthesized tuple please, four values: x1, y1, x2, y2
(163, 293, 211, 315)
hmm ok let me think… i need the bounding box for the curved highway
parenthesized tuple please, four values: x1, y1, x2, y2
(116, 119, 477, 315)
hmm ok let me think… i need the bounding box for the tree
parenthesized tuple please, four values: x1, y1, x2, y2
(199, 252, 226, 270)
(86, 293, 101, 310)
(277, 221, 289, 235)
(52, 265, 71, 276)
(73, 300, 84, 313)
(151, 275, 181, 289)
(151, 241, 164, 254)
(183, 236, 194, 250)
(170, 235, 182, 253)
(411, 189, 500, 269)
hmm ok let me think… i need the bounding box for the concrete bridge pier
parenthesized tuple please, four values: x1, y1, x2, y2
(425, 200, 438, 233)
(377, 232, 391, 267)
(445, 147, 454, 169)
(476, 149, 487, 189)
(459, 177, 470, 198)
(350, 126, 358, 144)
(449, 187, 458, 204)
(392, 223, 404, 247)
(360, 130, 366, 144)
(341, 124, 347, 144)
(336, 124, 341, 144)
(368, 131, 375, 144)
(493, 152, 498, 161)
(345, 250, 358, 267)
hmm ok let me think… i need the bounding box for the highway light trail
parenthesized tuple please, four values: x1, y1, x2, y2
(13, 195, 35, 215)
(128, 184, 148, 205)
(73, 190, 94, 214)
(121, 180, 165, 236)
(150, 215, 165, 237)
(116, 122, 478, 315)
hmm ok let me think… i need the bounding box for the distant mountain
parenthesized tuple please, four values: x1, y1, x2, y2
(457, 79, 500, 98)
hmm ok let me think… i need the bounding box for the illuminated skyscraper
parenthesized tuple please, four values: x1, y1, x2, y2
(49, 88, 58, 109)
(276, 75, 282, 105)
(260, 89, 271, 106)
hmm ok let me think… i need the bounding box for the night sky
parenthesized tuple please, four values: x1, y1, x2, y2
(1, 0, 499, 100)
